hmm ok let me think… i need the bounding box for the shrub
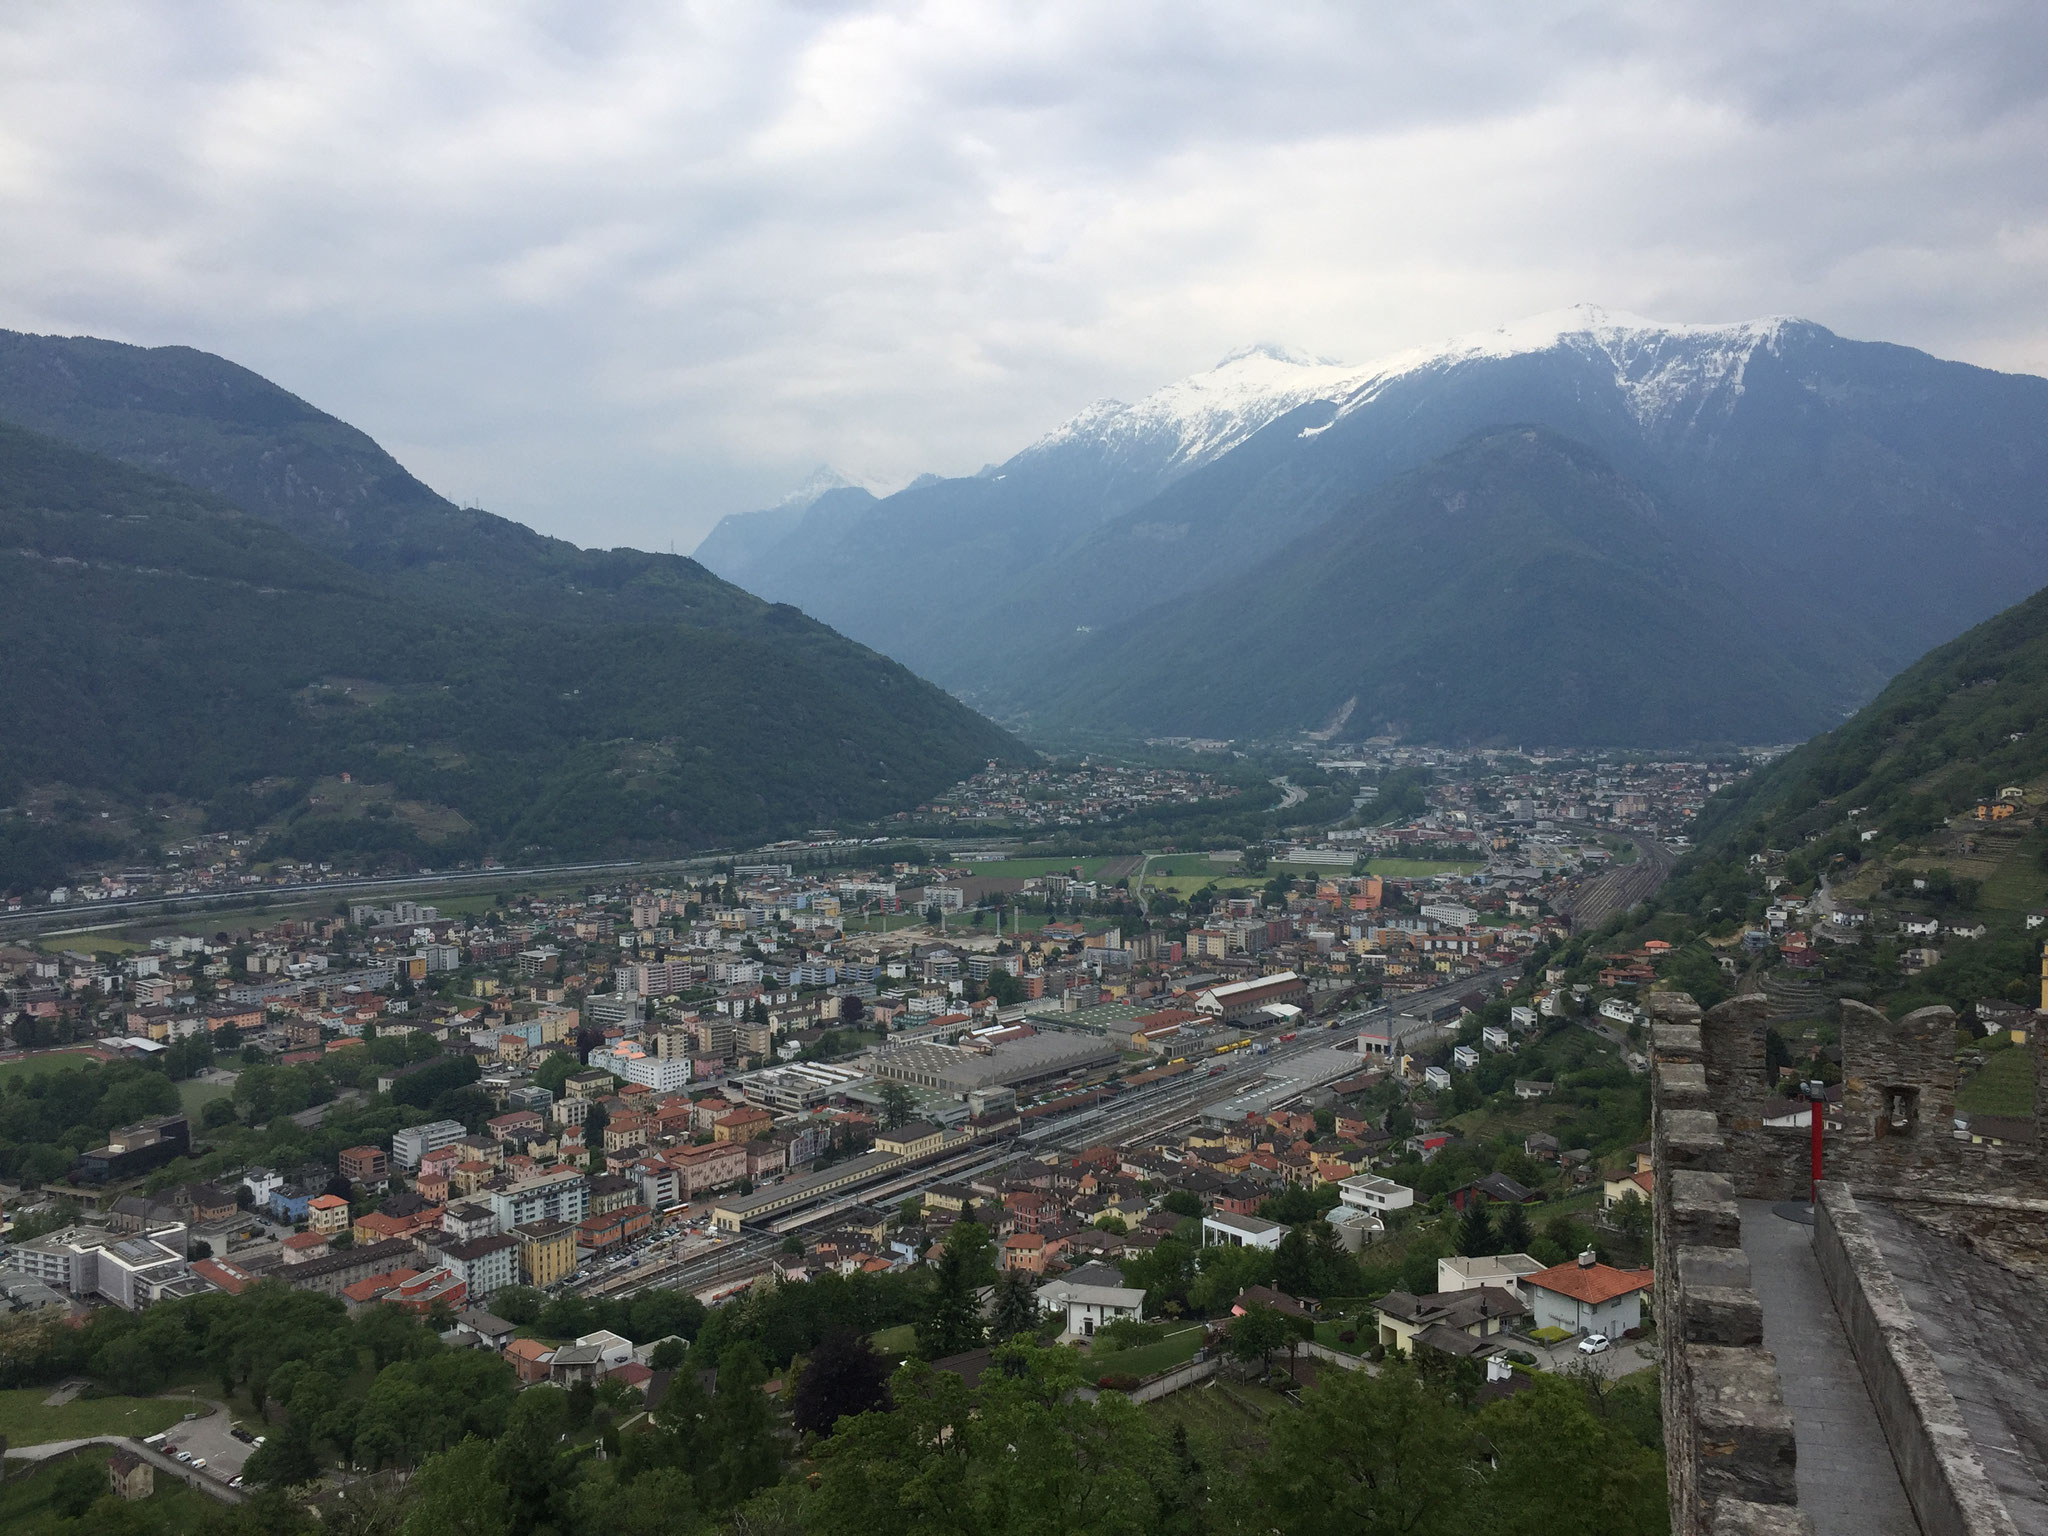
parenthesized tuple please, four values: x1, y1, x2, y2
(1096, 1373, 1141, 1392)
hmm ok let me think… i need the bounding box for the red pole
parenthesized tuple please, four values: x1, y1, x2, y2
(1809, 1083, 1824, 1206)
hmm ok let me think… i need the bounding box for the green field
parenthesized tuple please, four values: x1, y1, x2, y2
(1144, 1378, 1292, 1463)
(1362, 858, 1484, 877)
(1084, 1325, 1206, 1381)
(960, 856, 1118, 879)
(0, 1051, 106, 1086)
(1958, 1044, 2037, 1117)
(177, 1076, 235, 1118)
(0, 1387, 193, 1447)
(869, 1324, 918, 1357)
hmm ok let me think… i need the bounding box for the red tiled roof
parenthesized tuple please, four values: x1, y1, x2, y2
(1525, 1261, 1654, 1305)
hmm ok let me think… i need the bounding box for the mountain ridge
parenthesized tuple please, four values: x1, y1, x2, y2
(696, 308, 2048, 744)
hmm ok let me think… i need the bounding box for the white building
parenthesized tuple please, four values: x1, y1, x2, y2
(1423, 1065, 1451, 1091)
(589, 1042, 691, 1094)
(435, 1235, 519, 1303)
(1201, 1212, 1286, 1250)
(1437, 1253, 1544, 1301)
(1338, 1174, 1415, 1216)
(1036, 1261, 1145, 1338)
(1420, 902, 1478, 930)
(1452, 1045, 1479, 1071)
(1, 1225, 205, 1310)
(393, 1118, 468, 1170)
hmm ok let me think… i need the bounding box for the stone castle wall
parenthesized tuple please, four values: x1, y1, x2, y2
(1652, 987, 2047, 1536)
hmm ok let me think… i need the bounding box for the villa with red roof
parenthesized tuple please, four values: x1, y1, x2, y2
(1522, 1257, 1654, 1338)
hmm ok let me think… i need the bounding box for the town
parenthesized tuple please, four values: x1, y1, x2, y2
(0, 748, 1690, 1503)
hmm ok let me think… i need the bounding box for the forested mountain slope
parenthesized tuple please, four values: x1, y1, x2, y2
(0, 421, 1016, 889)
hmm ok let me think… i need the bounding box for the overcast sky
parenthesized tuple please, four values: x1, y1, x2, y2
(2, 2, 2043, 551)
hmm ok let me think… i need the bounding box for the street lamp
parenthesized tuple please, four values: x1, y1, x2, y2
(1804, 1078, 1827, 1207)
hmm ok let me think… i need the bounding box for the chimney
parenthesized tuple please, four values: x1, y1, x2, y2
(1578, 1249, 1597, 1268)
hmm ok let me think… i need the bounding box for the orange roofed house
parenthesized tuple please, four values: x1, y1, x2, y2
(1521, 1257, 1654, 1338)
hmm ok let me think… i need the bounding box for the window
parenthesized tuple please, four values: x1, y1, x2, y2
(1881, 1085, 1919, 1137)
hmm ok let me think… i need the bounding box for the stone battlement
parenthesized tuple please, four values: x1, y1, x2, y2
(1652, 988, 2048, 1536)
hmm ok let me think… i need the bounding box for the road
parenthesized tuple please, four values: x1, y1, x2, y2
(1552, 837, 1677, 932)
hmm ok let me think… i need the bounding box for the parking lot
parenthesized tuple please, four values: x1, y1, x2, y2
(157, 1402, 257, 1485)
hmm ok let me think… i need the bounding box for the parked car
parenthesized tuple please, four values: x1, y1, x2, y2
(1577, 1334, 1611, 1355)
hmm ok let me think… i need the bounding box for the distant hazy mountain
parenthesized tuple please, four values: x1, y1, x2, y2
(0, 338, 1018, 887)
(692, 467, 877, 591)
(1685, 568, 2048, 855)
(695, 308, 2048, 745)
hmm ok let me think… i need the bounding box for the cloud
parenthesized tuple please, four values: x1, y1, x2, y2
(0, 1, 2042, 552)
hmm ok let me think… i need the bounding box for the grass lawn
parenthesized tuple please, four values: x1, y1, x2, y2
(1084, 1325, 1206, 1381)
(1958, 1044, 2037, 1117)
(0, 1388, 193, 1447)
(0, 1051, 106, 1087)
(1362, 858, 1484, 878)
(1974, 849, 2046, 918)
(177, 1076, 234, 1118)
(869, 1324, 918, 1356)
(1311, 1322, 1366, 1355)
(0, 1446, 222, 1535)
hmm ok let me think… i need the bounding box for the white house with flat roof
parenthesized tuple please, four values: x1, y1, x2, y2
(1437, 1253, 1544, 1301)
(1201, 1212, 1286, 1250)
(1338, 1174, 1415, 1216)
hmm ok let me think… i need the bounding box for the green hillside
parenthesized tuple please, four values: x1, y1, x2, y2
(1689, 580, 2048, 854)
(1015, 428, 1848, 746)
(0, 421, 1017, 892)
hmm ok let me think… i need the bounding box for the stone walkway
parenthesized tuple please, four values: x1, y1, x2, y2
(1862, 1201, 2048, 1535)
(1739, 1199, 1920, 1536)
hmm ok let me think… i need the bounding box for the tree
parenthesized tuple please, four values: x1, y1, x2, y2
(916, 1223, 991, 1359)
(877, 1081, 917, 1129)
(1611, 1189, 1651, 1246)
(245, 1413, 320, 1488)
(1457, 1199, 1496, 1258)
(985, 968, 1024, 1007)
(988, 1269, 1043, 1343)
(1244, 1362, 1470, 1536)
(1226, 1303, 1292, 1371)
(1159, 1190, 1202, 1220)
(837, 993, 865, 1031)
(1497, 1201, 1533, 1254)
(790, 1330, 891, 1437)
(704, 1344, 782, 1509)
(401, 1436, 510, 1536)
(1274, 1226, 1318, 1297)
(1120, 1237, 1196, 1317)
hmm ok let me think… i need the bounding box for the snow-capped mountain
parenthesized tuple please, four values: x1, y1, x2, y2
(693, 310, 2048, 745)
(691, 465, 877, 588)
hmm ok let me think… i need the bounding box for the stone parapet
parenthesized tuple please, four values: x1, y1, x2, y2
(1814, 1185, 2021, 1536)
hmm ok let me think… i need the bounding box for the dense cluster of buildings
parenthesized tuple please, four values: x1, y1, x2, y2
(899, 760, 1237, 828)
